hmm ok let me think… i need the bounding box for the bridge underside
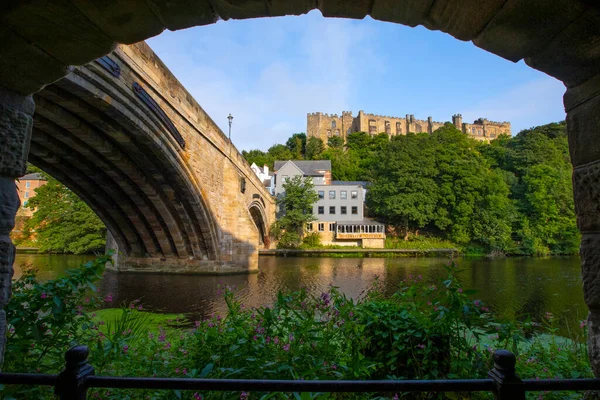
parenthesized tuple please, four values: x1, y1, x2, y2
(28, 64, 238, 274)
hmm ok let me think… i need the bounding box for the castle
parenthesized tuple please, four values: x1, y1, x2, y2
(307, 111, 511, 143)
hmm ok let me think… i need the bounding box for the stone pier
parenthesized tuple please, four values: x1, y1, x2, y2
(0, 88, 34, 367)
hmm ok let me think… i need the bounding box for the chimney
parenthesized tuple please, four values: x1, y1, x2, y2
(263, 164, 269, 176)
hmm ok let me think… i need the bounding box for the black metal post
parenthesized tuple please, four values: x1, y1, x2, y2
(55, 345, 95, 400)
(488, 349, 525, 400)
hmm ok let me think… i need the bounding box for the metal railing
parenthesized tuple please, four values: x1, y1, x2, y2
(0, 345, 599, 399)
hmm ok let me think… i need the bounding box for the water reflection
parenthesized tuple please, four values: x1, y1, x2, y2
(13, 254, 586, 335)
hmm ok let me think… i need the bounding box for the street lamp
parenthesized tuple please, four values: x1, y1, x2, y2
(227, 113, 233, 157)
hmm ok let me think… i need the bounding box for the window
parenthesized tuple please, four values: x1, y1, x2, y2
(24, 191, 29, 199)
(351, 190, 358, 199)
(329, 223, 335, 231)
(341, 206, 347, 214)
(332, 120, 337, 129)
(318, 206, 324, 215)
(329, 190, 336, 199)
(25, 181, 30, 188)
(340, 190, 347, 199)
(306, 223, 313, 232)
(351, 206, 358, 215)
(23, 200, 28, 207)
(318, 223, 324, 232)
(329, 206, 335, 214)
(282, 175, 289, 182)
(318, 190, 324, 199)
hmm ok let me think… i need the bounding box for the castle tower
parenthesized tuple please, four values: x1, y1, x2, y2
(452, 114, 463, 132)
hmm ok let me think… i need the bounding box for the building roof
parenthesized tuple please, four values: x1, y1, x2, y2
(20, 173, 45, 180)
(335, 219, 385, 226)
(331, 180, 368, 188)
(274, 160, 331, 176)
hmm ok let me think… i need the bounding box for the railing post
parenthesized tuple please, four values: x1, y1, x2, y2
(488, 349, 525, 400)
(55, 345, 95, 400)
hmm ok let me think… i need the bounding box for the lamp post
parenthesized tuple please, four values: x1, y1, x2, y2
(227, 113, 233, 157)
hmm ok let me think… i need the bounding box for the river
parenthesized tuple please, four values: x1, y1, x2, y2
(13, 254, 585, 336)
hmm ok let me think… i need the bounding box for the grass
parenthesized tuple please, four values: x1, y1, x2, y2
(92, 308, 188, 332)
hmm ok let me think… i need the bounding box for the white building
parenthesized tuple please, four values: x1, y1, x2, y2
(250, 163, 274, 195)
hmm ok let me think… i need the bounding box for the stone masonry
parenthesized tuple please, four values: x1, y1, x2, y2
(307, 110, 511, 143)
(0, 88, 35, 367)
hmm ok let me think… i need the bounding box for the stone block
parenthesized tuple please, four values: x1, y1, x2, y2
(573, 163, 600, 232)
(269, 0, 315, 17)
(588, 311, 600, 376)
(567, 91, 600, 167)
(0, 271, 12, 308)
(0, 25, 71, 95)
(371, 0, 433, 27)
(0, 237, 15, 276)
(318, 0, 371, 19)
(564, 73, 600, 113)
(0, 103, 33, 177)
(0, 178, 19, 234)
(209, 0, 271, 20)
(526, 8, 600, 88)
(473, 0, 584, 63)
(146, 0, 218, 30)
(70, 0, 165, 44)
(424, 0, 505, 41)
(1, 0, 117, 66)
(0, 310, 6, 366)
(581, 234, 600, 310)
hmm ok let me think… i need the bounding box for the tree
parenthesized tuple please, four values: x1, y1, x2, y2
(305, 137, 324, 160)
(20, 171, 106, 254)
(327, 135, 344, 149)
(267, 144, 294, 164)
(286, 133, 306, 159)
(272, 175, 319, 248)
(242, 149, 270, 168)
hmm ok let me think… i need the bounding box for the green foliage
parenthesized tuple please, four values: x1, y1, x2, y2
(305, 137, 325, 160)
(272, 176, 319, 248)
(327, 135, 344, 149)
(301, 231, 322, 248)
(286, 133, 307, 159)
(3, 260, 592, 399)
(17, 169, 106, 254)
(4, 255, 109, 374)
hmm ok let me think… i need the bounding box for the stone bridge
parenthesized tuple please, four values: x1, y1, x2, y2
(29, 42, 276, 274)
(1, 0, 600, 373)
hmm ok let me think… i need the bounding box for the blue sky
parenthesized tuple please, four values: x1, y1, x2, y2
(147, 10, 566, 152)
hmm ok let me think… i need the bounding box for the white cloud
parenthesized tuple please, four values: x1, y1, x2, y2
(148, 12, 373, 151)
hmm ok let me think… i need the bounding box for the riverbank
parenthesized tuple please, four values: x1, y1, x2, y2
(260, 248, 458, 257)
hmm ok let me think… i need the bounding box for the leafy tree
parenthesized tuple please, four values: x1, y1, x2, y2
(327, 135, 344, 149)
(321, 148, 362, 181)
(305, 137, 324, 160)
(367, 133, 438, 240)
(272, 175, 319, 248)
(267, 144, 294, 164)
(286, 133, 306, 159)
(242, 149, 270, 169)
(20, 171, 106, 254)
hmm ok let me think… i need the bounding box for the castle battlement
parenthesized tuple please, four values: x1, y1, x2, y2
(307, 110, 511, 143)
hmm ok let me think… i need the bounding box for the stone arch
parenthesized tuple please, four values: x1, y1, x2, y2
(248, 199, 269, 249)
(28, 62, 220, 265)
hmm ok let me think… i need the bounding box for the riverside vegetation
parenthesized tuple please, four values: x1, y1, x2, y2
(2, 256, 591, 399)
(244, 122, 578, 256)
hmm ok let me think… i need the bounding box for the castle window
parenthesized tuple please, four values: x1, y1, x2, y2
(332, 120, 337, 129)
(327, 130, 332, 137)
(396, 122, 402, 135)
(335, 129, 340, 136)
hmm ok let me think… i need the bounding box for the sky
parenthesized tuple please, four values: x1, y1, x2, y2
(146, 10, 567, 152)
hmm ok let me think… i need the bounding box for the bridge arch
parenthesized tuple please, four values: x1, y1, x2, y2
(248, 199, 269, 249)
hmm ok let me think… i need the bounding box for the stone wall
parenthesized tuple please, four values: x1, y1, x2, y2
(308, 111, 506, 143)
